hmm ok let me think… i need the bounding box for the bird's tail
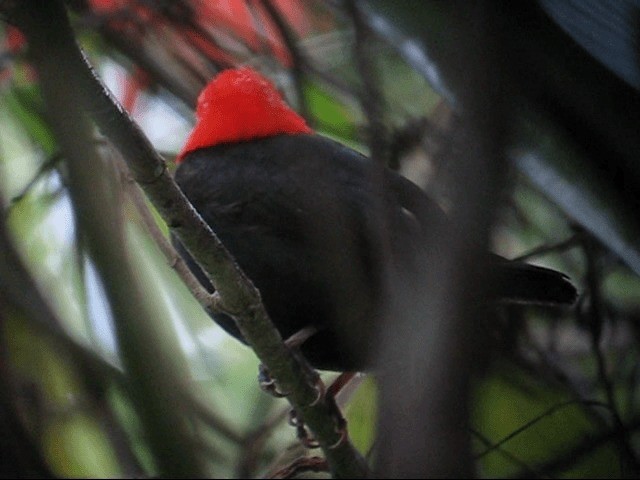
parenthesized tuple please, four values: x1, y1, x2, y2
(494, 259, 578, 306)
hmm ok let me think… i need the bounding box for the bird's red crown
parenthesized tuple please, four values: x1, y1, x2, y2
(177, 68, 312, 162)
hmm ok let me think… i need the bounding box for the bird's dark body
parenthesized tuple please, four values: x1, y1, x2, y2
(175, 134, 576, 371)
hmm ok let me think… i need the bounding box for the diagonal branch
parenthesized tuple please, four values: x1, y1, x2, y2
(3, 1, 368, 477)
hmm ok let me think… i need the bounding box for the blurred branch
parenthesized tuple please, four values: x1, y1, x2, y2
(269, 456, 329, 479)
(369, 1, 508, 476)
(0, 198, 144, 476)
(88, 164, 244, 452)
(3, 1, 368, 476)
(260, 0, 310, 122)
(581, 236, 640, 473)
(470, 429, 541, 477)
(187, 395, 244, 446)
(514, 414, 640, 479)
(9, 152, 63, 205)
(474, 399, 611, 460)
(523, 341, 607, 427)
(73, 0, 211, 105)
(120, 162, 213, 307)
(387, 116, 444, 171)
(0, 206, 119, 381)
(346, 0, 387, 165)
(236, 404, 290, 478)
(0, 312, 54, 479)
(8, 2, 209, 476)
(513, 232, 584, 262)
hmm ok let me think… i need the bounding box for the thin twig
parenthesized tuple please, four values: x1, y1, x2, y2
(513, 233, 583, 262)
(9, 152, 63, 205)
(186, 395, 244, 445)
(268, 456, 328, 479)
(514, 415, 640, 479)
(474, 399, 611, 460)
(470, 428, 544, 478)
(582, 236, 640, 474)
(236, 405, 291, 478)
(121, 159, 214, 307)
(345, 0, 387, 165)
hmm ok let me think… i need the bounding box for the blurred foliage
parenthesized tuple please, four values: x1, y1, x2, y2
(1, 1, 639, 478)
(472, 364, 620, 477)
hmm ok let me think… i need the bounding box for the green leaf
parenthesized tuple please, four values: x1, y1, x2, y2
(3, 86, 57, 156)
(304, 80, 358, 141)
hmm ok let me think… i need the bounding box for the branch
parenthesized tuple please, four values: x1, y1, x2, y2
(0, 189, 144, 477)
(8, 4, 212, 476)
(0, 204, 120, 381)
(514, 415, 640, 478)
(364, 2, 509, 477)
(470, 429, 541, 477)
(346, 0, 388, 166)
(4, 1, 368, 477)
(119, 161, 214, 307)
(260, 0, 311, 122)
(581, 236, 640, 473)
(513, 232, 583, 262)
(474, 399, 611, 460)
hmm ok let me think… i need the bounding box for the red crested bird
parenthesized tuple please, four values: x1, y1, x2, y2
(173, 67, 577, 371)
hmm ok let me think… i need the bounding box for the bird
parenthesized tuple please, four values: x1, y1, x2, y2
(173, 67, 577, 372)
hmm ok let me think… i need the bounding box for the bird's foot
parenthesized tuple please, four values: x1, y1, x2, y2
(288, 406, 348, 450)
(284, 325, 319, 349)
(269, 456, 328, 478)
(327, 371, 357, 399)
(256, 325, 348, 450)
(289, 409, 320, 449)
(257, 325, 321, 399)
(258, 363, 289, 397)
